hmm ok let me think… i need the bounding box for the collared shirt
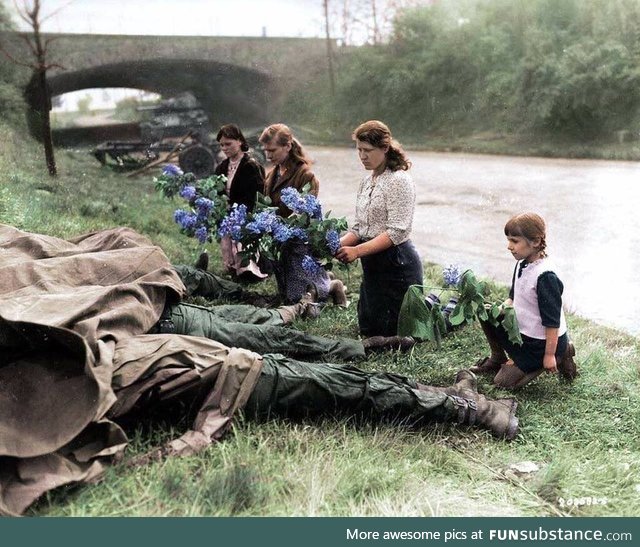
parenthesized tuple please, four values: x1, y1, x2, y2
(348, 168, 415, 245)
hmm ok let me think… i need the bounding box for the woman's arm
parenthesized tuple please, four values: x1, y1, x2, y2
(336, 232, 393, 264)
(339, 232, 360, 247)
(234, 162, 261, 209)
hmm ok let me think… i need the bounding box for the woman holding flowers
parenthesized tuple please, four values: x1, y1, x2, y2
(259, 124, 337, 304)
(260, 123, 319, 217)
(337, 120, 423, 337)
(215, 124, 266, 281)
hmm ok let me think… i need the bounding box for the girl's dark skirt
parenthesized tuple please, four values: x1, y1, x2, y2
(358, 240, 423, 337)
(490, 322, 568, 373)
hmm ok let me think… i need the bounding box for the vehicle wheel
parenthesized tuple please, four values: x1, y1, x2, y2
(179, 145, 216, 179)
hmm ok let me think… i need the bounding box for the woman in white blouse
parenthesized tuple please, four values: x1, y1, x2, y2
(336, 120, 423, 337)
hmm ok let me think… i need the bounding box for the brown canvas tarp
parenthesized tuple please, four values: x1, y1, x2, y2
(0, 225, 263, 516)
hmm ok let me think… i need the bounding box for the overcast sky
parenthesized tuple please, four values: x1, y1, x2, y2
(6, 0, 328, 37)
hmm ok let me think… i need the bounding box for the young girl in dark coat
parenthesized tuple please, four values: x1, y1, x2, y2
(215, 124, 267, 281)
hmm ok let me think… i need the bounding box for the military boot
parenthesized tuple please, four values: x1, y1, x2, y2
(424, 370, 518, 440)
(448, 392, 519, 440)
(194, 251, 209, 271)
(328, 279, 348, 307)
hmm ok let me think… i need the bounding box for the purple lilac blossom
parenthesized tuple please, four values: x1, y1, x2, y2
(179, 185, 197, 201)
(195, 225, 209, 244)
(272, 222, 292, 243)
(289, 227, 308, 242)
(280, 187, 305, 212)
(280, 188, 322, 218)
(175, 211, 198, 231)
(442, 264, 462, 287)
(301, 255, 324, 276)
(218, 204, 248, 241)
(302, 194, 322, 219)
(325, 230, 340, 254)
(246, 210, 279, 235)
(162, 164, 183, 177)
(195, 197, 214, 216)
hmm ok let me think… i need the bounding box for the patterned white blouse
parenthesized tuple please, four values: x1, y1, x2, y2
(348, 168, 415, 245)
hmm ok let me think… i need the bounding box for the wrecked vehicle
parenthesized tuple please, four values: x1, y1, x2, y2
(92, 93, 265, 178)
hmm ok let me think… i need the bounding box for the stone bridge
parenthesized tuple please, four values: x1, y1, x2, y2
(3, 32, 334, 140)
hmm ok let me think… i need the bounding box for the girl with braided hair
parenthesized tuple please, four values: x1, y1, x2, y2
(471, 212, 578, 389)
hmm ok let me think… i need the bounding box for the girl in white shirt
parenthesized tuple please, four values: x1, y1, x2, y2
(471, 212, 577, 389)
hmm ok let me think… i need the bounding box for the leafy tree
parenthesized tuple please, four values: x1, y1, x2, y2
(330, 0, 640, 140)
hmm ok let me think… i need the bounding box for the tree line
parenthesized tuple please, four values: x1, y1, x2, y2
(298, 0, 640, 142)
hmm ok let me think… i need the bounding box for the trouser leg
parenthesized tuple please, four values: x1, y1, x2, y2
(173, 264, 245, 300)
(199, 303, 284, 326)
(168, 304, 365, 361)
(244, 355, 456, 425)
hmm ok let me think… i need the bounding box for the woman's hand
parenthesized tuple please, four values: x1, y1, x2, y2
(336, 246, 360, 264)
(543, 354, 558, 374)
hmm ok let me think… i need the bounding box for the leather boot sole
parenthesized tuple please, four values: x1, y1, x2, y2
(470, 356, 505, 375)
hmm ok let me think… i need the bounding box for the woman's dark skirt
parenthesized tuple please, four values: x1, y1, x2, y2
(358, 240, 423, 337)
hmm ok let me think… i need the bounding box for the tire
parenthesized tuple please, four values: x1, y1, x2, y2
(178, 144, 216, 179)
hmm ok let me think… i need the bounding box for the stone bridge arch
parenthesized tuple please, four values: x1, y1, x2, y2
(25, 58, 276, 141)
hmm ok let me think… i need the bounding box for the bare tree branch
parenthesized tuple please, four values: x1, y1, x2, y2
(0, 43, 34, 68)
(19, 31, 38, 58)
(7, 0, 59, 176)
(41, 0, 76, 24)
(43, 34, 60, 49)
(13, 0, 33, 26)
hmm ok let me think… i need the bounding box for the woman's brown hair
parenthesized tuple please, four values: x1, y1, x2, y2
(216, 124, 249, 152)
(504, 212, 548, 257)
(352, 120, 411, 171)
(259, 123, 312, 167)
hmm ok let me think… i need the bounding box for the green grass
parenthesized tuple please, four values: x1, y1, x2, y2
(2, 123, 639, 517)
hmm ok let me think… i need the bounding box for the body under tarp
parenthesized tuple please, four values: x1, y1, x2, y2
(0, 225, 263, 516)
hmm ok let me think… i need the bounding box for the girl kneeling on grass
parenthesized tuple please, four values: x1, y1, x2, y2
(471, 212, 578, 390)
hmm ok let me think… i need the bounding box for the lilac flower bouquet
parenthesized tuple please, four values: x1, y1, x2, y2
(218, 186, 348, 275)
(155, 166, 229, 244)
(156, 167, 348, 279)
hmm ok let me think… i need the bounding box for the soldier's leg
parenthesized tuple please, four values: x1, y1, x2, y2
(246, 355, 456, 425)
(173, 264, 245, 300)
(167, 303, 365, 361)
(200, 303, 285, 326)
(245, 358, 519, 440)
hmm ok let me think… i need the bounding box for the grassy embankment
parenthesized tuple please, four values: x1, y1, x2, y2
(1, 123, 639, 517)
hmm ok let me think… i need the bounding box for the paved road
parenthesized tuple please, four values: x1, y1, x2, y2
(309, 146, 640, 336)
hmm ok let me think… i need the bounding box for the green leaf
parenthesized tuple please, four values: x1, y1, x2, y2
(397, 285, 435, 341)
(432, 303, 447, 341)
(501, 307, 523, 346)
(449, 303, 466, 326)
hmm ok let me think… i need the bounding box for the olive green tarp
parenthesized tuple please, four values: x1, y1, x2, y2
(0, 225, 263, 516)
